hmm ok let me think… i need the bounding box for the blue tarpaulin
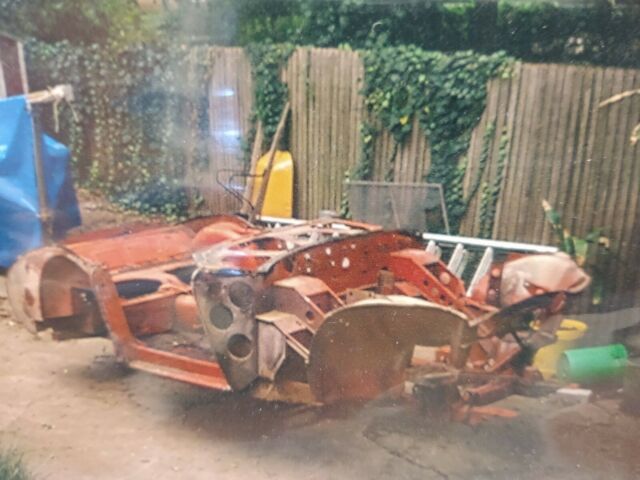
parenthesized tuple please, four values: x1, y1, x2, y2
(0, 95, 81, 267)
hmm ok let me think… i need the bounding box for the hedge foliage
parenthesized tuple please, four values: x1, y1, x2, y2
(229, 0, 640, 68)
(0, 0, 158, 46)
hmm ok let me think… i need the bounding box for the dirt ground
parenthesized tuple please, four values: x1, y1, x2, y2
(1, 195, 640, 479)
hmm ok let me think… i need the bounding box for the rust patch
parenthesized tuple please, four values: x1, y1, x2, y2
(24, 288, 35, 307)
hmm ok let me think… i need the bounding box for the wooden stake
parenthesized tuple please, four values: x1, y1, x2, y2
(241, 121, 263, 214)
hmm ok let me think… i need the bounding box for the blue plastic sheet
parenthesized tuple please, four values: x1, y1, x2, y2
(0, 95, 81, 267)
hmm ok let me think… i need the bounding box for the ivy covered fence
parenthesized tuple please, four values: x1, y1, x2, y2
(26, 41, 512, 230)
(24, 42, 640, 308)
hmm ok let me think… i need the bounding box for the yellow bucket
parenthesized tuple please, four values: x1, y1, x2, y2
(533, 319, 588, 379)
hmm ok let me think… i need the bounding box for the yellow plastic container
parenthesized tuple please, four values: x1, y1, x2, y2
(533, 319, 588, 379)
(250, 150, 294, 218)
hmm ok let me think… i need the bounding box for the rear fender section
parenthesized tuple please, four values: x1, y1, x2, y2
(7, 247, 105, 338)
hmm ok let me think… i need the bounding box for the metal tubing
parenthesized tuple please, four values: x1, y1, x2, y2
(256, 216, 559, 254)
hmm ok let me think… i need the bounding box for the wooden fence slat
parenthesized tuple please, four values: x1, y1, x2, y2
(501, 63, 528, 240)
(532, 63, 558, 240)
(607, 70, 633, 244)
(592, 68, 626, 232)
(335, 51, 346, 207)
(330, 50, 339, 211)
(487, 74, 511, 238)
(527, 64, 554, 241)
(310, 48, 320, 217)
(487, 75, 508, 237)
(312, 48, 319, 216)
(334, 49, 343, 208)
(536, 64, 564, 241)
(574, 67, 606, 233)
(493, 63, 522, 239)
(564, 67, 597, 233)
(301, 49, 311, 218)
(321, 50, 332, 214)
(511, 64, 540, 240)
(609, 69, 640, 291)
(554, 66, 581, 233)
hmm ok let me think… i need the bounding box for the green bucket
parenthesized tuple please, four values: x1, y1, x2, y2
(557, 344, 628, 384)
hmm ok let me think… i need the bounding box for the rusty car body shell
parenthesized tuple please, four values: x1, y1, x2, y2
(7, 215, 590, 409)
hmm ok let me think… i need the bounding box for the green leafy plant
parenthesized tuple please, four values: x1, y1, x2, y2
(246, 43, 295, 153)
(478, 129, 509, 238)
(542, 199, 611, 305)
(465, 121, 496, 211)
